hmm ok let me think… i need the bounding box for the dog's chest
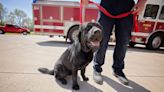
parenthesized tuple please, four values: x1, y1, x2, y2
(74, 51, 93, 69)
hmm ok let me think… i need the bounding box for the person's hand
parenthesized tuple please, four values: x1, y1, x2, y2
(81, 0, 89, 6)
(132, 0, 147, 15)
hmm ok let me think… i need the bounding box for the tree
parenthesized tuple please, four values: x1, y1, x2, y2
(6, 9, 27, 26)
(0, 3, 7, 25)
(6, 9, 33, 28)
(6, 12, 15, 24)
(0, 3, 4, 21)
(0, 3, 33, 29)
(23, 17, 33, 30)
(14, 9, 27, 26)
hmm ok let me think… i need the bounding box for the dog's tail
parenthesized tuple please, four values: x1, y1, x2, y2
(38, 68, 54, 75)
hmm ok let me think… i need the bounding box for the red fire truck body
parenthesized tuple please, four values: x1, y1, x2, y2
(33, 0, 98, 42)
(32, 0, 164, 49)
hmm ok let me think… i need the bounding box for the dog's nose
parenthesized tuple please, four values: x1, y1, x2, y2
(93, 30, 102, 41)
(94, 30, 101, 34)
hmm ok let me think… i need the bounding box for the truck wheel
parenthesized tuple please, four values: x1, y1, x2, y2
(0, 29, 5, 34)
(129, 41, 136, 47)
(146, 33, 162, 50)
(68, 26, 79, 43)
(22, 31, 28, 35)
(49, 35, 54, 38)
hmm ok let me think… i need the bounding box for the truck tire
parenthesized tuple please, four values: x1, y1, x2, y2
(0, 29, 5, 34)
(22, 31, 28, 35)
(146, 33, 162, 50)
(129, 41, 136, 47)
(49, 35, 54, 38)
(68, 26, 79, 43)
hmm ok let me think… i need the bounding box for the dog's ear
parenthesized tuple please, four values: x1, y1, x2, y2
(84, 23, 93, 33)
(78, 24, 86, 42)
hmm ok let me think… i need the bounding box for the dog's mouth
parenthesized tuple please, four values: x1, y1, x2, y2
(87, 33, 102, 51)
(88, 41, 100, 51)
(90, 41, 100, 48)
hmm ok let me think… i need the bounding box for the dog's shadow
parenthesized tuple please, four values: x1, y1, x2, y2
(55, 76, 103, 92)
(103, 75, 151, 92)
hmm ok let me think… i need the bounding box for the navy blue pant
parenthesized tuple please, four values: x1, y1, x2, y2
(94, 13, 134, 73)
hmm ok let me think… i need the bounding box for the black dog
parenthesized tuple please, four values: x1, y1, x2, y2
(38, 22, 103, 90)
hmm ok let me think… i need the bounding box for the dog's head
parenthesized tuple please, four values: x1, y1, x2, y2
(78, 22, 103, 52)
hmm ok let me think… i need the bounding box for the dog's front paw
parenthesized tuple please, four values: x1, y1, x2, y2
(83, 77, 89, 81)
(72, 84, 80, 90)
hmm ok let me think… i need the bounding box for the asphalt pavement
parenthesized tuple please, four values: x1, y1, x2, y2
(0, 34, 164, 92)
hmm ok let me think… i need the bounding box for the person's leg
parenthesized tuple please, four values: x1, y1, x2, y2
(93, 13, 115, 84)
(112, 15, 134, 85)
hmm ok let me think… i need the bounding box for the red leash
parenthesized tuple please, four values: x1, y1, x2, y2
(80, 0, 139, 32)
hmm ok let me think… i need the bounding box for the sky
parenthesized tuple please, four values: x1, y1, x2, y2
(0, 0, 137, 19)
(0, 0, 33, 18)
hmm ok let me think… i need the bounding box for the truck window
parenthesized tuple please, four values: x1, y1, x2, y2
(159, 6, 164, 20)
(144, 4, 159, 19)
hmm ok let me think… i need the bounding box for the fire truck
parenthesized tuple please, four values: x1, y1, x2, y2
(129, 0, 164, 49)
(32, 0, 99, 43)
(32, 0, 164, 49)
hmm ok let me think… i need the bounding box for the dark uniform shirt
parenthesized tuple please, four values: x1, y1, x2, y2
(100, 0, 135, 15)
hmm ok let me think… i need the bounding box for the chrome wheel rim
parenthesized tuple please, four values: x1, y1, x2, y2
(152, 36, 161, 49)
(0, 30, 3, 34)
(71, 30, 79, 41)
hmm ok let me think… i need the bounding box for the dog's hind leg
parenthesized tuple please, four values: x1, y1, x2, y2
(54, 65, 68, 85)
(55, 71, 68, 85)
